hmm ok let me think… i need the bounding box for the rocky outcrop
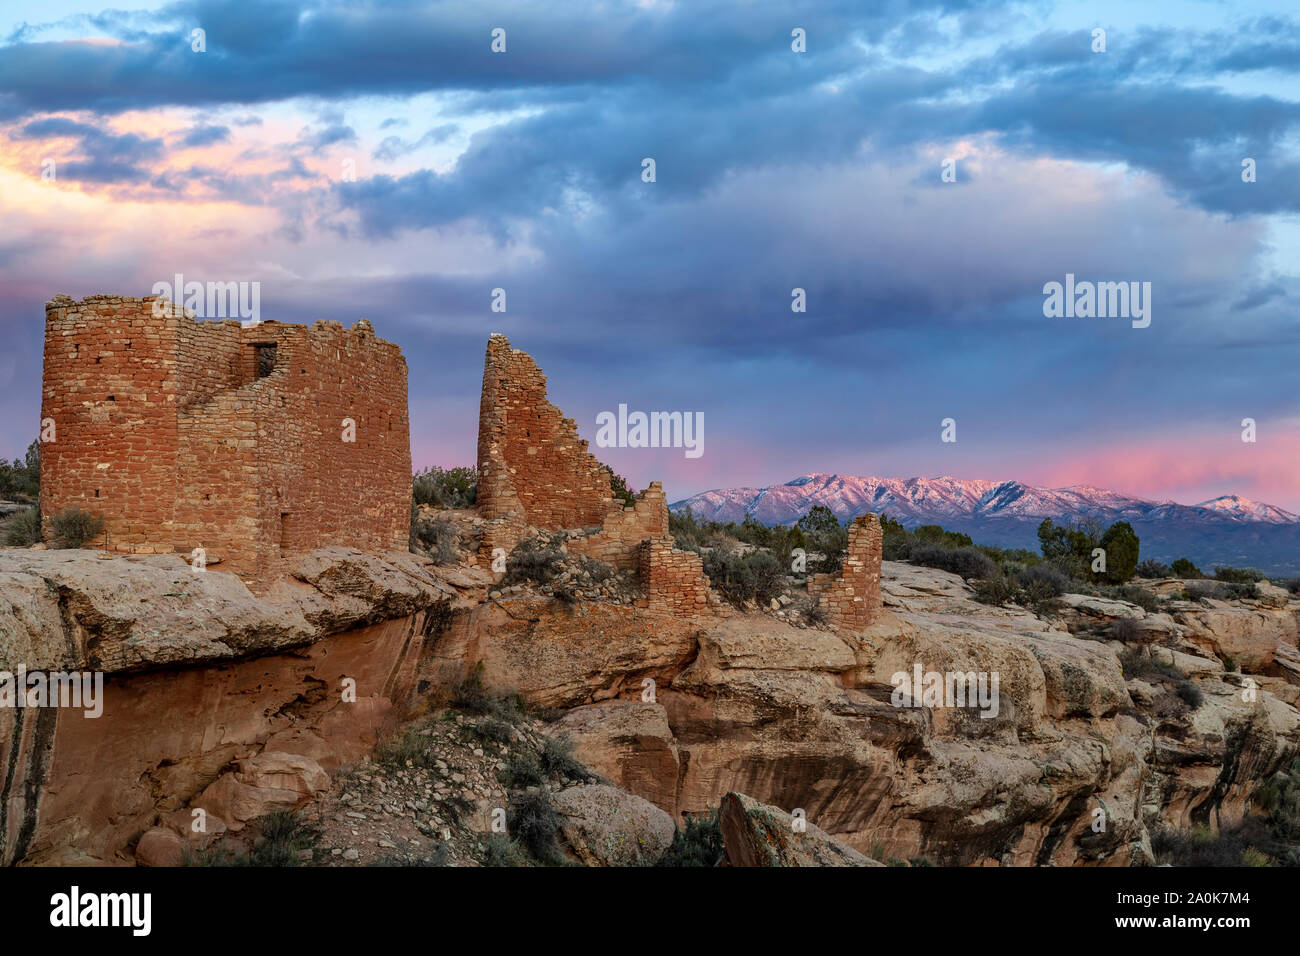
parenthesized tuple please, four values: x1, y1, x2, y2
(719, 792, 883, 867)
(0, 548, 493, 866)
(552, 783, 676, 866)
(0, 546, 488, 674)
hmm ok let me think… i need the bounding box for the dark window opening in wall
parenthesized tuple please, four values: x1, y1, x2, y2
(254, 343, 278, 378)
(280, 512, 291, 551)
(94, 489, 99, 498)
(107, 395, 114, 402)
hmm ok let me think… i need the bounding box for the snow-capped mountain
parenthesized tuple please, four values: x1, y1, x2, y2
(671, 475, 1300, 575)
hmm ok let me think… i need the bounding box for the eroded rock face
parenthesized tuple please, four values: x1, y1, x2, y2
(454, 562, 1299, 867)
(0, 547, 481, 674)
(0, 609, 436, 865)
(719, 792, 883, 867)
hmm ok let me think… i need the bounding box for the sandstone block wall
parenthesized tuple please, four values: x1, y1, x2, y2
(476, 334, 668, 568)
(569, 483, 669, 569)
(635, 537, 713, 615)
(807, 514, 883, 631)
(40, 294, 412, 583)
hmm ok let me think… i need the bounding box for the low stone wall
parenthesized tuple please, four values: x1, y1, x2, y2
(807, 514, 883, 631)
(635, 537, 714, 616)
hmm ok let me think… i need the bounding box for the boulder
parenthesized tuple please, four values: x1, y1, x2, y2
(552, 783, 675, 866)
(718, 792, 883, 867)
(134, 827, 185, 867)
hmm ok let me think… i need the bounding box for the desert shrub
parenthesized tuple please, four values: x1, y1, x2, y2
(49, 508, 104, 549)
(1136, 559, 1172, 578)
(796, 506, 847, 573)
(1017, 563, 1070, 598)
(451, 667, 526, 722)
(668, 507, 706, 550)
(412, 515, 458, 563)
(1119, 648, 1181, 681)
(1225, 582, 1261, 600)
(483, 834, 530, 867)
(607, 470, 637, 507)
(973, 573, 1017, 606)
(1170, 557, 1204, 579)
(189, 809, 320, 867)
(502, 539, 565, 586)
(371, 843, 450, 867)
(1111, 617, 1141, 642)
(412, 465, 477, 509)
(1186, 580, 1226, 602)
(1151, 819, 1284, 867)
(539, 733, 595, 784)
(500, 751, 546, 791)
(2, 507, 41, 546)
(657, 809, 724, 867)
(910, 544, 998, 580)
(805, 598, 828, 626)
(746, 551, 784, 605)
(1175, 680, 1204, 710)
(1214, 566, 1265, 584)
(375, 724, 436, 770)
(0, 441, 40, 501)
(508, 788, 567, 865)
(1101, 584, 1160, 613)
(1280, 578, 1300, 595)
(703, 550, 756, 607)
(471, 717, 515, 746)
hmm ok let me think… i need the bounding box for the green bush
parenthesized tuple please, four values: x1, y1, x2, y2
(910, 544, 998, 580)
(657, 809, 724, 867)
(412, 466, 477, 509)
(1175, 680, 1204, 710)
(746, 551, 784, 604)
(507, 788, 567, 865)
(1136, 559, 1172, 578)
(1101, 584, 1160, 613)
(1170, 557, 1204, 579)
(483, 834, 530, 867)
(539, 733, 595, 784)
(502, 539, 566, 586)
(49, 508, 105, 549)
(1097, 521, 1140, 584)
(411, 514, 458, 562)
(1214, 566, 1265, 584)
(973, 573, 1017, 606)
(2, 507, 41, 546)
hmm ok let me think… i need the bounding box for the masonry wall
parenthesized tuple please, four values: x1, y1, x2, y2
(40, 294, 411, 583)
(807, 514, 883, 631)
(477, 333, 670, 567)
(635, 537, 715, 616)
(478, 333, 615, 529)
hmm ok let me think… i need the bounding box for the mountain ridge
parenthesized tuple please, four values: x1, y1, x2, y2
(670, 474, 1300, 575)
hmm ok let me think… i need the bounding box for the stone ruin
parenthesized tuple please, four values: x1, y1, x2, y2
(476, 333, 716, 613)
(807, 514, 884, 630)
(35, 300, 883, 627)
(39, 294, 412, 583)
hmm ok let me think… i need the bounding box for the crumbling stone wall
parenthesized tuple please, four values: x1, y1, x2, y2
(40, 294, 411, 583)
(477, 334, 667, 567)
(807, 514, 883, 631)
(635, 537, 715, 615)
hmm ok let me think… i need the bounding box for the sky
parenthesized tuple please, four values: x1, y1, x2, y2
(0, 0, 1296, 510)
